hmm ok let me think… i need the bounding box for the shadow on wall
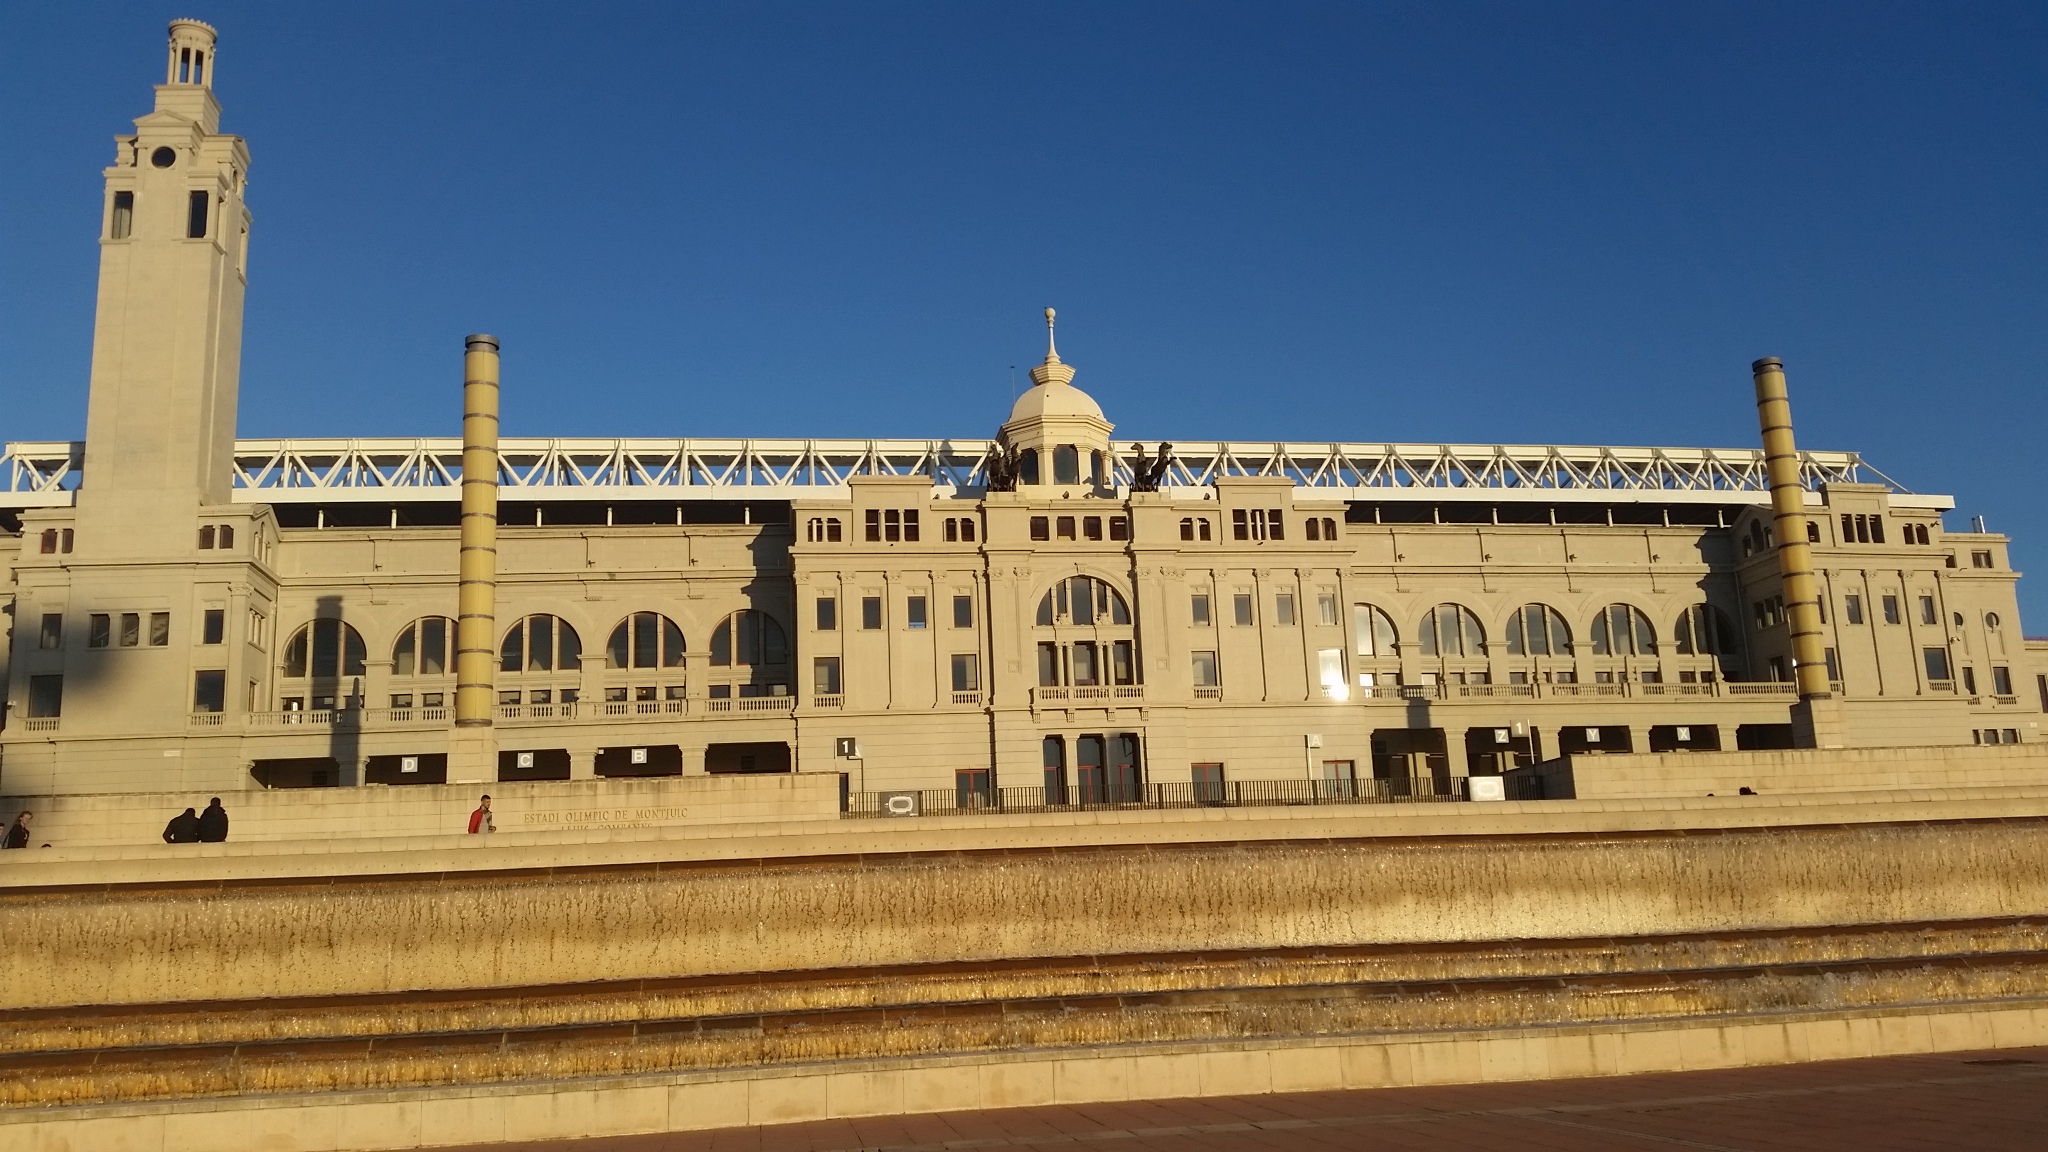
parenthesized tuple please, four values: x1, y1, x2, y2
(250, 594, 359, 789)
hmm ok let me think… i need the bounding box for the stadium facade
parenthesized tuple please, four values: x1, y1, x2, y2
(5, 19, 2043, 799)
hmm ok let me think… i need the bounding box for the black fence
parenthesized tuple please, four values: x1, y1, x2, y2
(844, 776, 1470, 818)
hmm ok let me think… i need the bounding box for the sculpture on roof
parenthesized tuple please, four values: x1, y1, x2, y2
(1130, 442, 1175, 493)
(984, 440, 1023, 493)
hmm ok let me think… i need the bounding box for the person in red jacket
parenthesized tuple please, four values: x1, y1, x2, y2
(467, 795, 494, 834)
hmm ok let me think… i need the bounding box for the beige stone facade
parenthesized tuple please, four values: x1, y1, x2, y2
(4, 23, 2044, 802)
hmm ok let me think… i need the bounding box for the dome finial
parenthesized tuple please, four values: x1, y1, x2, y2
(1043, 306, 1060, 365)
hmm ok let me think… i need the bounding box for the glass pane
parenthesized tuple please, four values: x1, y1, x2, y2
(312, 618, 339, 676)
(395, 625, 416, 676)
(663, 617, 685, 666)
(529, 615, 554, 671)
(424, 618, 447, 675)
(634, 612, 657, 668)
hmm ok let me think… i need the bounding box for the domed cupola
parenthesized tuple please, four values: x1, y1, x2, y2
(997, 308, 1115, 494)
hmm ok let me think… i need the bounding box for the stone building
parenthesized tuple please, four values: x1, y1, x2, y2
(5, 21, 2043, 799)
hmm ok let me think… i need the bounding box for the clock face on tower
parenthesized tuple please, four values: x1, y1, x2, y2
(151, 146, 176, 168)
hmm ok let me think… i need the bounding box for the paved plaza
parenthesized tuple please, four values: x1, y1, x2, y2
(459, 1046, 2048, 1152)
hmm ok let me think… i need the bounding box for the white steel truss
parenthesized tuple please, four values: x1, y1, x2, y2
(2, 437, 1915, 509)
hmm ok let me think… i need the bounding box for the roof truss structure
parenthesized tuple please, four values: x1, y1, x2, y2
(1, 437, 1910, 509)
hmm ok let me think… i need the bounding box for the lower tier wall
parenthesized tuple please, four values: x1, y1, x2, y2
(7, 1003, 2047, 1152)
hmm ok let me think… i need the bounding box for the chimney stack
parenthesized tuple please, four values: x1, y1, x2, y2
(451, 334, 501, 778)
(1751, 357, 1843, 748)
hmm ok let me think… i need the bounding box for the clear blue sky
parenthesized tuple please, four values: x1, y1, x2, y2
(5, 4, 2045, 614)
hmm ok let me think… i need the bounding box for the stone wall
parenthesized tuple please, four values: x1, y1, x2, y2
(0, 773, 839, 849)
(1563, 741, 2048, 799)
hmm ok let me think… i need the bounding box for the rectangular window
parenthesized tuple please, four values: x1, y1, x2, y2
(1845, 594, 1863, 625)
(884, 509, 901, 542)
(865, 509, 881, 542)
(953, 595, 974, 628)
(951, 653, 979, 692)
(1109, 516, 1128, 541)
(861, 596, 882, 630)
(28, 675, 62, 718)
(110, 190, 133, 239)
(1267, 510, 1284, 540)
(903, 509, 919, 542)
(1038, 641, 1062, 687)
(1924, 647, 1952, 682)
(1083, 516, 1102, 541)
(1192, 650, 1219, 687)
(39, 613, 62, 650)
(120, 612, 140, 647)
(1317, 593, 1338, 627)
(1030, 516, 1049, 541)
(1180, 519, 1195, 541)
(199, 525, 215, 549)
(1824, 647, 1840, 682)
(1919, 595, 1938, 626)
(390, 694, 414, 709)
(89, 613, 110, 648)
(1870, 516, 1885, 544)
(1112, 640, 1135, 685)
(906, 596, 927, 629)
(1993, 666, 2013, 696)
(944, 518, 958, 543)
(202, 608, 225, 644)
(1973, 550, 1994, 568)
(1232, 509, 1249, 540)
(1042, 736, 1067, 800)
(150, 612, 170, 646)
(186, 189, 209, 238)
(1191, 593, 1211, 626)
(1318, 649, 1345, 696)
(1072, 641, 1099, 686)
(1962, 666, 1979, 695)
(816, 597, 837, 631)
(1192, 763, 1226, 803)
(1275, 592, 1296, 626)
(813, 656, 841, 695)
(2039, 674, 2048, 712)
(956, 768, 994, 808)
(193, 670, 226, 713)
(1232, 593, 1253, 627)
(1882, 595, 1901, 625)
(1056, 516, 1076, 540)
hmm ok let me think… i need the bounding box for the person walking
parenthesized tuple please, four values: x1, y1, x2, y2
(162, 807, 201, 844)
(196, 798, 229, 843)
(2, 812, 30, 849)
(467, 794, 494, 834)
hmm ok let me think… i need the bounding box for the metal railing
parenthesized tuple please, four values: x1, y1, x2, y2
(844, 776, 1469, 818)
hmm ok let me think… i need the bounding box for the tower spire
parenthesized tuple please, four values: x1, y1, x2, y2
(1044, 306, 1061, 366)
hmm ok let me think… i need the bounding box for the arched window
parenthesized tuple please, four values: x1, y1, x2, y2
(711, 610, 788, 666)
(1673, 604, 1736, 656)
(1418, 604, 1485, 658)
(1353, 605, 1399, 657)
(607, 612, 685, 669)
(501, 614, 582, 673)
(1505, 604, 1571, 657)
(1036, 576, 1132, 627)
(1591, 604, 1657, 656)
(282, 619, 367, 679)
(1053, 445, 1080, 485)
(393, 616, 455, 676)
